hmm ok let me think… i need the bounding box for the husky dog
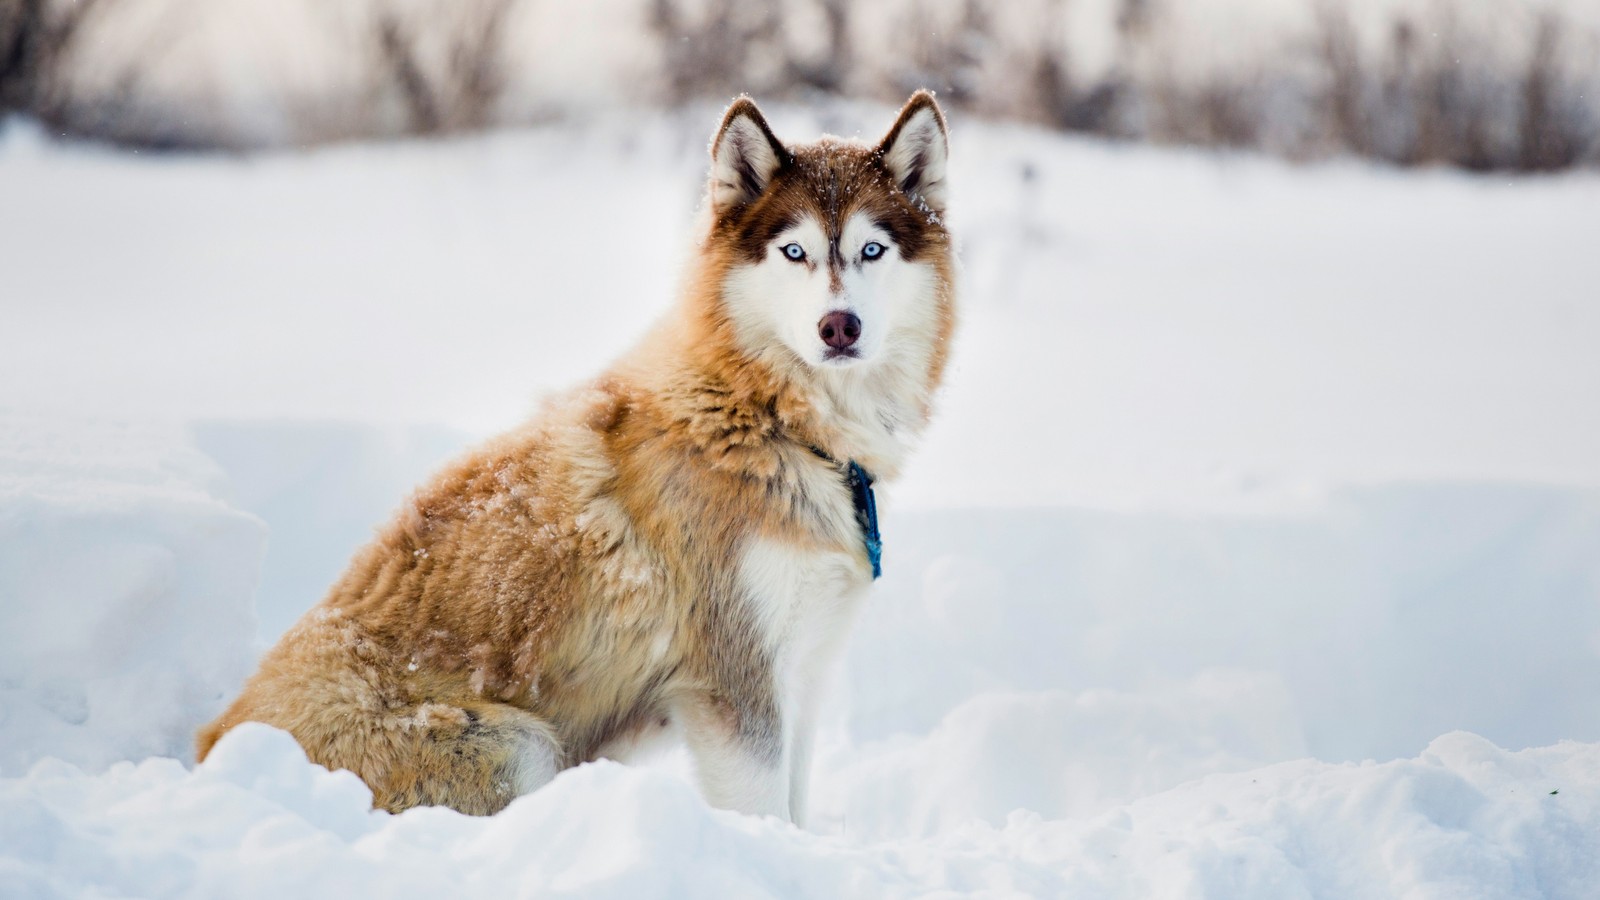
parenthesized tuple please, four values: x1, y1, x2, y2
(198, 92, 956, 824)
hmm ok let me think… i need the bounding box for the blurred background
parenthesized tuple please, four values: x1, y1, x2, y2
(3, 0, 1600, 854)
(4, 0, 1600, 169)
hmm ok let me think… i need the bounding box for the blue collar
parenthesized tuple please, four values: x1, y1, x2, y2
(809, 446, 882, 579)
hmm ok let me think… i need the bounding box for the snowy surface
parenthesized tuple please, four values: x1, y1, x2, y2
(4, 110, 1597, 512)
(5, 725, 1596, 899)
(3, 107, 1600, 896)
(0, 414, 264, 774)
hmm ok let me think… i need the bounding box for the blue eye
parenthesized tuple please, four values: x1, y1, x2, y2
(782, 243, 806, 261)
(862, 241, 885, 260)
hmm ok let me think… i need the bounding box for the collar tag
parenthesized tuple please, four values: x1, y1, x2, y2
(846, 460, 882, 579)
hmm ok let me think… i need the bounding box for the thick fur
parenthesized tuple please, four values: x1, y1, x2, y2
(197, 93, 956, 823)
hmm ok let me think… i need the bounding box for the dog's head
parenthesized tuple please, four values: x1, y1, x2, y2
(703, 93, 952, 376)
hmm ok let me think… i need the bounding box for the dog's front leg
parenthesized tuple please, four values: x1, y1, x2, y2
(674, 687, 791, 821)
(787, 704, 816, 828)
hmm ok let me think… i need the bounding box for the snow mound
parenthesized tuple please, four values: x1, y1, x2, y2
(0, 413, 265, 773)
(817, 671, 1308, 840)
(2, 723, 1595, 899)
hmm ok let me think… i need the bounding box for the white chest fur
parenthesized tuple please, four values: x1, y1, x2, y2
(738, 537, 868, 684)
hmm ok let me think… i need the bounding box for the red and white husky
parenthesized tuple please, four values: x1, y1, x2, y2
(199, 92, 957, 825)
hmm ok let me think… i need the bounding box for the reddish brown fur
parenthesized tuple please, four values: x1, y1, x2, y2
(197, 94, 956, 816)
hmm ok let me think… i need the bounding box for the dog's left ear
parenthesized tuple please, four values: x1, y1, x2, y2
(710, 96, 787, 216)
(877, 90, 949, 214)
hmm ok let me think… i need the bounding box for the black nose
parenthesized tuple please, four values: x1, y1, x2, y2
(818, 311, 861, 350)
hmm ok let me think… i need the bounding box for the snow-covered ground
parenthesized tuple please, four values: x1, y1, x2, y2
(7, 725, 1597, 898)
(2, 105, 1599, 896)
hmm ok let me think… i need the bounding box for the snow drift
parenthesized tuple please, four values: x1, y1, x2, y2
(4, 724, 1596, 898)
(0, 413, 264, 773)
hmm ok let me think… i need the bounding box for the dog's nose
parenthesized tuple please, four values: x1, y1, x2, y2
(818, 311, 861, 350)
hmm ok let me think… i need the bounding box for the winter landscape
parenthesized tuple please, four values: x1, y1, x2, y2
(4, 0, 1600, 897)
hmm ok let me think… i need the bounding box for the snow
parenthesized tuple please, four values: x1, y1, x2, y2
(3, 105, 1600, 895)
(0, 414, 264, 773)
(5, 726, 1596, 898)
(4, 111, 1596, 509)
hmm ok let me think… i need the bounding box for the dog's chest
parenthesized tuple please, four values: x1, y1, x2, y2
(735, 466, 873, 671)
(737, 537, 865, 678)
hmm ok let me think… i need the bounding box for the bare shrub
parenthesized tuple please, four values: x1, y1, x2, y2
(1517, 12, 1586, 171)
(5, 0, 1597, 170)
(372, 0, 514, 136)
(0, 0, 103, 122)
(649, 0, 782, 103)
(1409, 11, 1496, 168)
(1145, 75, 1263, 150)
(648, 0, 859, 103)
(0, 0, 209, 149)
(374, 10, 440, 133)
(784, 0, 851, 94)
(1314, 0, 1370, 156)
(1028, 52, 1125, 135)
(886, 0, 988, 105)
(1011, 0, 1129, 136)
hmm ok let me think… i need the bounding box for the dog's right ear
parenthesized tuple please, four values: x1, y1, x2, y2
(878, 90, 950, 214)
(710, 97, 786, 216)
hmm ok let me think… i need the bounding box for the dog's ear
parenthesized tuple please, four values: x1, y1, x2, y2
(877, 90, 949, 214)
(710, 96, 786, 216)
